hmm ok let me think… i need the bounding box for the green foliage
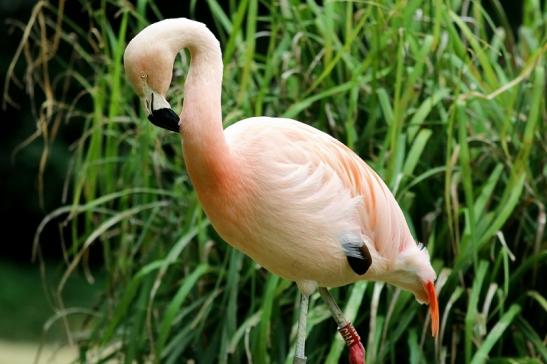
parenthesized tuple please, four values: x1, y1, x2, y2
(5, 0, 545, 363)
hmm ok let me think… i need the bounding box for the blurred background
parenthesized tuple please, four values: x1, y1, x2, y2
(1, 0, 544, 363)
(1, 2, 215, 362)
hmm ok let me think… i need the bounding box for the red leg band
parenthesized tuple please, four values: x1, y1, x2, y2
(338, 322, 365, 364)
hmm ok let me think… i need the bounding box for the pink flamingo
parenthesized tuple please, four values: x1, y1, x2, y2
(124, 18, 439, 364)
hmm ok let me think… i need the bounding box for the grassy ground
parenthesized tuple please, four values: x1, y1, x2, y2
(4, 0, 546, 363)
(0, 260, 98, 362)
(0, 339, 76, 364)
(0, 260, 102, 342)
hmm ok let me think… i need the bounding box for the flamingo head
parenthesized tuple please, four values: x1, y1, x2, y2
(385, 243, 439, 337)
(123, 28, 180, 133)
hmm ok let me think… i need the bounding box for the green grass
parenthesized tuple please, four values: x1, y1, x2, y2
(4, 0, 546, 363)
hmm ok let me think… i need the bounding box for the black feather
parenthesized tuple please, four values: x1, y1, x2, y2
(342, 239, 372, 275)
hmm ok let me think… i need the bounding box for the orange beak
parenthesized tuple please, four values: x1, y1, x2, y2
(424, 281, 439, 337)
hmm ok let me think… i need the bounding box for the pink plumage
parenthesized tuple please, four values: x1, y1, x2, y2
(221, 117, 432, 291)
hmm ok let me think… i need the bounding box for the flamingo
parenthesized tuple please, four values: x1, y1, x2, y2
(124, 18, 439, 364)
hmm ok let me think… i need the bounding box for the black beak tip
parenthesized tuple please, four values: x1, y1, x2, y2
(147, 108, 180, 133)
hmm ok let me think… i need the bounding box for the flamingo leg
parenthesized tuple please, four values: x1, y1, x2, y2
(319, 287, 366, 364)
(318, 287, 346, 326)
(294, 292, 309, 364)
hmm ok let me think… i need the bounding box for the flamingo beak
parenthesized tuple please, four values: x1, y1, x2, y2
(143, 88, 181, 133)
(148, 108, 180, 132)
(424, 281, 439, 337)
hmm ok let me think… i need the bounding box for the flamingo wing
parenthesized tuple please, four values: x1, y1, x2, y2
(225, 117, 414, 284)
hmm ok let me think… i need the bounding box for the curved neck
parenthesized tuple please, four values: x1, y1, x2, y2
(164, 19, 230, 189)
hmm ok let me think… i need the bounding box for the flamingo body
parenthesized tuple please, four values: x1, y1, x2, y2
(211, 117, 427, 294)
